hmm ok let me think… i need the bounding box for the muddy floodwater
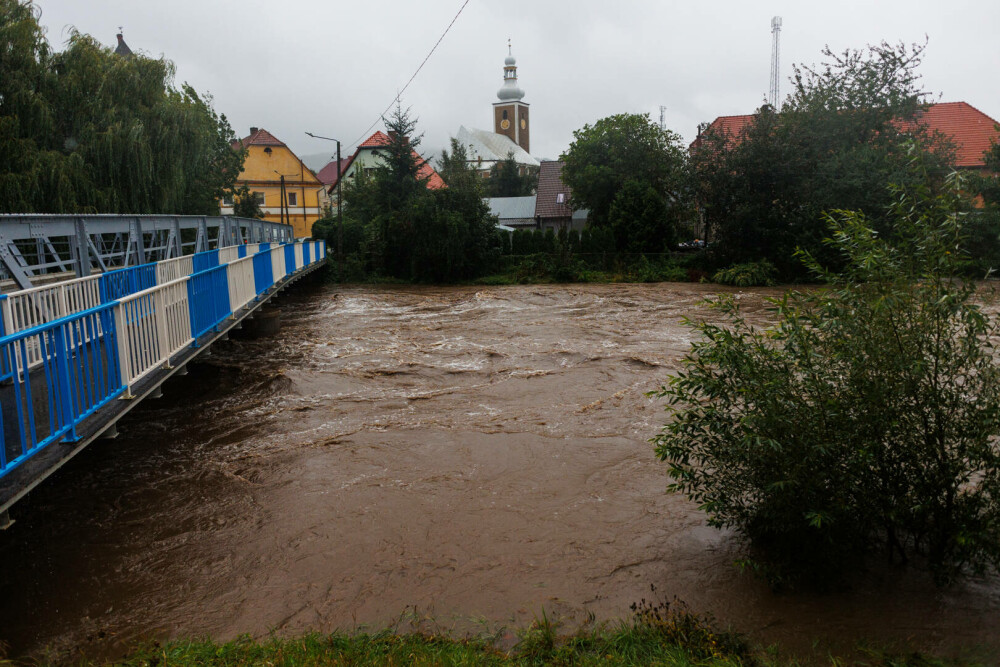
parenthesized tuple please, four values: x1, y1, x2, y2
(2, 282, 999, 662)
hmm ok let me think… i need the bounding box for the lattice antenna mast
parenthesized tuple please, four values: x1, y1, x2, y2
(769, 16, 782, 109)
(659, 105, 667, 132)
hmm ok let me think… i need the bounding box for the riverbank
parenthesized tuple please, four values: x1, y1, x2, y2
(25, 606, 982, 667)
(37, 629, 983, 666)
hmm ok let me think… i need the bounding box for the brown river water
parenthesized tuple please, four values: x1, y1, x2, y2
(1, 282, 999, 663)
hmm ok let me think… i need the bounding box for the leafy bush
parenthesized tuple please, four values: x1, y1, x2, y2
(712, 260, 777, 287)
(652, 173, 1000, 586)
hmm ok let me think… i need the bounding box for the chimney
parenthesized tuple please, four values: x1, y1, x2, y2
(250, 127, 259, 135)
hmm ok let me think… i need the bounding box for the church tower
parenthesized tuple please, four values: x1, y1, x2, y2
(493, 43, 529, 154)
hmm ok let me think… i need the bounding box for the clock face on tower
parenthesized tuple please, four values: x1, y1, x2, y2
(521, 118, 526, 130)
(500, 119, 510, 130)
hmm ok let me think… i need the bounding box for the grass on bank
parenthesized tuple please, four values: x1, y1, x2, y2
(29, 598, 986, 667)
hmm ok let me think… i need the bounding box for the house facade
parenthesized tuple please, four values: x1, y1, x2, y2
(222, 128, 325, 238)
(322, 131, 446, 204)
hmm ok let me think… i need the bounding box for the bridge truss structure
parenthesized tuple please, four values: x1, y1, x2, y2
(0, 214, 293, 291)
(0, 219, 326, 525)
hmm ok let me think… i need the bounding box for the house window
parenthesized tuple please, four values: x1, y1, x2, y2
(556, 193, 565, 204)
(223, 194, 234, 206)
(253, 191, 265, 205)
(288, 192, 297, 206)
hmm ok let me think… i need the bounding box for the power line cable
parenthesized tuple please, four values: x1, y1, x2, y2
(347, 0, 472, 148)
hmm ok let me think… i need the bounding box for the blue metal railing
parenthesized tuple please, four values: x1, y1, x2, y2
(99, 264, 157, 302)
(252, 250, 274, 296)
(1, 240, 323, 482)
(192, 249, 220, 274)
(187, 264, 232, 340)
(0, 304, 124, 477)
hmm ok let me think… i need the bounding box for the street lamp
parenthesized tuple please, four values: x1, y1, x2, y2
(305, 132, 343, 276)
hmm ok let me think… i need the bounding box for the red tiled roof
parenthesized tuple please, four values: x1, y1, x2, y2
(330, 130, 447, 191)
(906, 102, 999, 168)
(359, 131, 391, 148)
(534, 161, 573, 219)
(317, 158, 352, 185)
(232, 127, 287, 150)
(691, 102, 1000, 168)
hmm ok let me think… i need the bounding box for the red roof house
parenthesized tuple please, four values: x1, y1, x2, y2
(691, 102, 1000, 169)
(326, 131, 446, 194)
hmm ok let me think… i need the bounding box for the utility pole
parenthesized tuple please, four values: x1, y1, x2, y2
(336, 140, 343, 280)
(304, 131, 343, 279)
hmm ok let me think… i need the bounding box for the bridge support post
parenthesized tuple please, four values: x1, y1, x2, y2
(100, 423, 119, 440)
(1, 510, 13, 530)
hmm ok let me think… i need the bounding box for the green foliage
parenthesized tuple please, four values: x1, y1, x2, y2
(712, 260, 777, 287)
(484, 151, 538, 197)
(330, 105, 499, 283)
(562, 113, 690, 252)
(652, 172, 1000, 587)
(230, 184, 263, 219)
(0, 2, 242, 214)
(693, 41, 955, 279)
(608, 179, 676, 252)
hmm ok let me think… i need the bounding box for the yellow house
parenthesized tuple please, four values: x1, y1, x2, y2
(221, 127, 325, 238)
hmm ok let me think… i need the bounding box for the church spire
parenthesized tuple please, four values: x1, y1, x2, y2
(497, 43, 524, 102)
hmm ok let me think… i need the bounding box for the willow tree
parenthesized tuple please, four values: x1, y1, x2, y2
(0, 0, 242, 214)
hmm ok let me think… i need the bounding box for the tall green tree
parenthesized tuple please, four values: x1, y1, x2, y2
(336, 106, 498, 282)
(0, 1, 242, 214)
(561, 113, 689, 251)
(484, 151, 537, 197)
(692, 40, 956, 278)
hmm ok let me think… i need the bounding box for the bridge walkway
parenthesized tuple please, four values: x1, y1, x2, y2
(0, 238, 327, 523)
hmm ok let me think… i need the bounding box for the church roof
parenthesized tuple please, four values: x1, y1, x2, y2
(114, 33, 133, 56)
(455, 126, 539, 168)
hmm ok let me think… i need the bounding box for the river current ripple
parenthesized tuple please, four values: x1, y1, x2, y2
(1, 282, 998, 661)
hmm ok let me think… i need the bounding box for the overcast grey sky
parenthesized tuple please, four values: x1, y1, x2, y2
(32, 0, 1000, 169)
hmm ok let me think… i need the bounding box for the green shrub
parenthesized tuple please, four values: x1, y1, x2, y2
(652, 173, 1000, 587)
(711, 260, 777, 287)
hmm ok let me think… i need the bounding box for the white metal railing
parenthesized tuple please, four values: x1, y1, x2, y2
(115, 278, 193, 389)
(2, 274, 103, 370)
(271, 246, 286, 283)
(155, 255, 194, 284)
(2, 239, 320, 383)
(219, 246, 241, 264)
(226, 256, 256, 313)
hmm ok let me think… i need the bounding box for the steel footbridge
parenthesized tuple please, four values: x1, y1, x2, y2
(0, 214, 327, 525)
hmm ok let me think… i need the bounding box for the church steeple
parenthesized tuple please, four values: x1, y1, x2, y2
(493, 42, 530, 153)
(497, 41, 525, 102)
